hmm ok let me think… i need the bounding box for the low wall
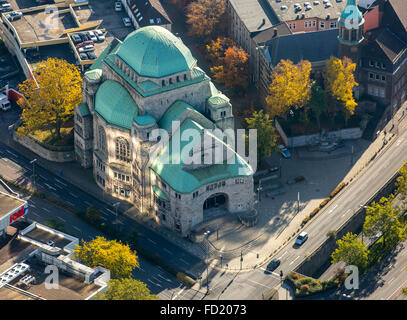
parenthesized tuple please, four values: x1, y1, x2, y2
(295, 171, 399, 278)
(275, 119, 363, 148)
(13, 132, 74, 163)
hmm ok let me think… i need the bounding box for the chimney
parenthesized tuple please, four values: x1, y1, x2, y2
(273, 28, 278, 37)
(326, 14, 330, 20)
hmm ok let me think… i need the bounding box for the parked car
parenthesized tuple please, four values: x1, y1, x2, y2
(78, 32, 88, 42)
(122, 17, 131, 27)
(6, 11, 22, 21)
(94, 29, 105, 42)
(71, 33, 82, 43)
(78, 45, 95, 53)
(266, 258, 280, 272)
(76, 40, 94, 48)
(46, 240, 55, 247)
(279, 145, 291, 158)
(114, 1, 122, 11)
(0, 0, 7, 5)
(87, 31, 98, 42)
(0, 4, 13, 12)
(86, 51, 96, 60)
(79, 52, 88, 60)
(295, 232, 308, 246)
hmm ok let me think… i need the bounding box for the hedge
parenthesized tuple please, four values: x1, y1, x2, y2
(319, 197, 331, 209)
(330, 182, 346, 198)
(286, 272, 337, 298)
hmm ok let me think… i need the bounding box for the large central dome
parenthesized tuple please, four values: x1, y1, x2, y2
(116, 26, 197, 78)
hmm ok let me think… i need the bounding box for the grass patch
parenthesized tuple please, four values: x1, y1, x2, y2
(286, 272, 338, 298)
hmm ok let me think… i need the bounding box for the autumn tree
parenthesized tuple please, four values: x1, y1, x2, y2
(95, 278, 158, 300)
(206, 37, 235, 65)
(245, 110, 279, 163)
(186, 0, 226, 37)
(396, 162, 407, 200)
(266, 59, 312, 118)
(73, 236, 139, 279)
(210, 46, 249, 91)
(324, 56, 358, 119)
(308, 82, 327, 130)
(331, 232, 369, 272)
(17, 58, 82, 140)
(363, 197, 405, 250)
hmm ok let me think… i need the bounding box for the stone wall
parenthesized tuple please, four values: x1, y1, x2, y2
(275, 119, 363, 148)
(13, 132, 74, 163)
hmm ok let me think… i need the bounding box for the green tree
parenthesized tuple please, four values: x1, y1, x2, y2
(331, 232, 369, 271)
(73, 236, 140, 279)
(396, 162, 407, 199)
(95, 278, 158, 300)
(308, 82, 327, 130)
(86, 206, 101, 225)
(245, 110, 279, 163)
(45, 217, 66, 233)
(17, 58, 82, 140)
(363, 197, 405, 250)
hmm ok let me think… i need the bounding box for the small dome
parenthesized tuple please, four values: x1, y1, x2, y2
(338, 0, 364, 29)
(116, 26, 197, 78)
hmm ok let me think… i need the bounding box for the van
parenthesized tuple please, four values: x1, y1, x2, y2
(0, 93, 11, 111)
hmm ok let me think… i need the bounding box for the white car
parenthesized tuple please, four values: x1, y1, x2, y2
(295, 232, 308, 246)
(87, 31, 97, 42)
(123, 17, 131, 27)
(94, 29, 105, 42)
(78, 45, 95, 53)
(114, 1, 122, 11)
(6, 11, 22, 21)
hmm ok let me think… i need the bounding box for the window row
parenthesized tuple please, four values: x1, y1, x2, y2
(113, 185, 131, 198)
(96, 159, 105, 172)
(206, 181, 226, 191)
(369, 60, 386, 70)
(162, 74, 188, 87)
(369, 73, 386, 82)
(96, 174, 105, 187)
(235, 178, 245, 184)
(367, 85, 386, 98)
(114, 171, 130, 182)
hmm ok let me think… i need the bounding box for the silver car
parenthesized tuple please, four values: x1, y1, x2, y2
(78, 45, 95, 53)
(295, 232, 308, 246)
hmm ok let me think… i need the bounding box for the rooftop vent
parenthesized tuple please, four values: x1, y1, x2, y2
(325, 2, 332, 7)
(313, 0, 319, 4)
(280, 5, 287, 10)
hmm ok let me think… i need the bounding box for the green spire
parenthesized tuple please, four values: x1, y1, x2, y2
(339, 0, 364, 29)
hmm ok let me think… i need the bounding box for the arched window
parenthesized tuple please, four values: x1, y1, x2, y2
(115, 137, 131, 162)
(162, 80, 166, 87)
(184, 74, 187, 81)
(98, 126, 106, 152)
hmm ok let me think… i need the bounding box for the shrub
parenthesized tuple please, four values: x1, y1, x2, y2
(176, 272, 196, 288)
(403, 287, 407, 296)
(86, 206, 102, 225)
(292, 273, 299, 280)
(330, 182, 346, 198)
(319, 198, 330, 208)
(310, 207, 320, 217)
(302, 216, 310, 225)
(300, 284, 309, 293)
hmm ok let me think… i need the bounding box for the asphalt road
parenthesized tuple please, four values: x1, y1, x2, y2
(0, 142, 205, 279)
(195, 129, 407, 300)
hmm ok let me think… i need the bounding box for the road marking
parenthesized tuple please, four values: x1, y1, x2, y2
(277, 251, 288, 260)
(148, 278, 162, 288)
(289, 256, 301, 266)
(6, 150, 18, 158)
(29, 203, 36, 208)
(147, 237, 157, 245)
(55, 178, 67, 186)
(172, 286, 185, 300)
(180, 258, 189, 265)
(66, 201, 75, 207)
(101, 216, 107, 221)
(39, 175, 48, 181)
(259, 267, 280, 277)
(396, 138, 404, 146)
(84, 201, 92, 207)
(342, 209, 351, 217)
(157, 273, 172, 283)
(30, 212, 39, 217)
(247, 279, 273, 289)
(42, 207, 50, 213)
(58, 217, 66, 222)
(72, 226, 81, 232)
(69, 192, 78, 198)
(106, 208, 115, 215)
(163, 248, 172, 255)
(101, 211, 110, 217)
(44, 183, 56, 191)
(387, 278, 407, 300)
(328, 204, 338, 213)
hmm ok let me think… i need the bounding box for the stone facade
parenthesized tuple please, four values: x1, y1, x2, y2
(74, 27, 254, 236)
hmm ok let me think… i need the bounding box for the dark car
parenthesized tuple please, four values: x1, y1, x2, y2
(0, 0, 8, 5)
(78, 32, 88, 42)
(71, 34, 82, 43)
(266, 258, 280, 272)
(79, 52, 88, 60)
(87, 51, 96, 60)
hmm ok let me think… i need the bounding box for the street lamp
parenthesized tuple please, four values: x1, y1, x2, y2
(257, 180, 263, 203)
(30, 159, 37, 189)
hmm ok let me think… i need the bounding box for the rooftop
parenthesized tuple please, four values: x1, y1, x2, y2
(127, 0, 172, 28)
(0, 191, 25, 219)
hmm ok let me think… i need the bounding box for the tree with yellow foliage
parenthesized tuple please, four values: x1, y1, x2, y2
(324, 56, 358, 119)
(210, 46, 249, 91)
(17, 58, 82, 140)
(95, 278, 158, 300)
(73, 236, 140, 279)
(186, 0, 226, 37)
(206, 37, 235, 65)
(265, 59, 312, 118)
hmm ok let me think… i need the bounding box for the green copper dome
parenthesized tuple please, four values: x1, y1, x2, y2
(338, 0, 364, 29)
(116, 26, 197, 78)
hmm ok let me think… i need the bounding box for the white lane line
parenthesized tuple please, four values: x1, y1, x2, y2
(30, 212, 40, 217)
(147, 238, 157, 245)
(69, 192, 78, 198)
(157, 273, 173, 283)
(247, 279, 273, 289)
(101, 211, 110, 217)
(6, 149, 18, 157)
(29, 203, 36, 208)
(277, 251, 288, 260)
(84, 201, 92, 207)
(148, 279, 162, 288)
(387, 278, 407, 300)
(179, 258, 189, 265)
(172, 286, 185, 300)
(58, 217, 66, 222)
(342, 209, 351, 217)
(44, 183, 56, 191)
(55, 178, 67, 186)
(259, 268, 280, 277)
(106, 208, 115, 215)
(163, 248, 172, 255)
(66, 201, 75, 207)
(42, 207, 50, 213)
(328, 204, 338, 213)
(289, 255, 301, 266)
(72, 226, 81, 232)
(39, 175, 48, 181)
